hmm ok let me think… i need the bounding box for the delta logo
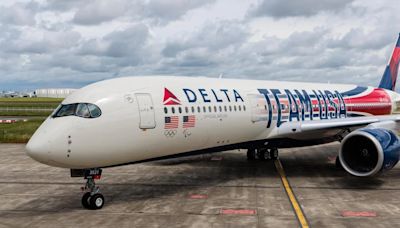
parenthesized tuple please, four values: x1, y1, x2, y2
(163, 88, 181, 105)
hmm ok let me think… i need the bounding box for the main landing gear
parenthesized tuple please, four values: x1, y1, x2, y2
(247, 148, 279, 161)
(81, 168, 104, 210)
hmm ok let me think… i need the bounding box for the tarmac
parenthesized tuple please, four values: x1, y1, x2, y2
(0, 143, 399, 228)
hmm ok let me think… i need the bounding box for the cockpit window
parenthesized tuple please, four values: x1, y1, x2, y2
(76, 103, 91, 118)
(87, 104, 101, 118)
(54, 104, 77, 117)
(53, 103, 101, 118)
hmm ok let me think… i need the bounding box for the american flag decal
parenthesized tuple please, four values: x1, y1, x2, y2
(183, 115, 195, 128)
(165, 116, 179, 129)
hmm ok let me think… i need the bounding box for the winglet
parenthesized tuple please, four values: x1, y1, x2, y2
(378, 33, 400, 91)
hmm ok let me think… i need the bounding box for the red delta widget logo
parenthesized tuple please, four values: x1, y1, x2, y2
(163, 87, 244, 105)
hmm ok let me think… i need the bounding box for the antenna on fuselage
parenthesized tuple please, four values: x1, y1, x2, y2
(219, 73, 223, 79)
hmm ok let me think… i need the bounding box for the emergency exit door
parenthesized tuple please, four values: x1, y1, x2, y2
(135, 93, 156, 129)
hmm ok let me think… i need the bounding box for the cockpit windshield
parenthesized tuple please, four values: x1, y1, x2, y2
(53, 103, 102, 118)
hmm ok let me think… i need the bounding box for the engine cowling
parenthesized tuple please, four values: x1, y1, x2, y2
(339, 128, 400, 177)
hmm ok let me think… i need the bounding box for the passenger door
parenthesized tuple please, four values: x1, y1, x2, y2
(135, 93, 156, 129)
(247, 94, 269, 125)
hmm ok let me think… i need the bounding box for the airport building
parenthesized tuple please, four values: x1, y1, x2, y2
(34, 88, 76, 98)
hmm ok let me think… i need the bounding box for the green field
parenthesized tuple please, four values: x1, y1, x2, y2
(0, 98, 61, 143)
(0, 98, 62, 116)
(0, 118, 45, 143)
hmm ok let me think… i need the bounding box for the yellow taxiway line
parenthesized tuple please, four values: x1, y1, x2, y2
(274, 159, 310, 228)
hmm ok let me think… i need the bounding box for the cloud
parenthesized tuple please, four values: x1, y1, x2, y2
(71, 0, 216, 25)
(144, 0, 215, 22)
(72, 0, 130, 25)
(0, 0, 399, 91)
(0, 2, 38, 26)
(249, 0, 353, 18)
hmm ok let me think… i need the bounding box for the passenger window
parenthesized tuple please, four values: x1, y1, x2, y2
(208, 106, 212, 112)
(243, 105, 246, 111)
(229, 106, 232, 112)
(185, 107, 189, 113)
(224, 106, 227, 112)
(191, 107, 195, 113)
(214, 106, 217, 112)
(238, 105, 241, 111)
(234, 105, 237, 111)
(219, 106, 222, 112)
(164, 107, 168, 114)
(172, 107, 175, 114)
(197, 106, 201, 113)
(178, 107, 182, 113)
(203, 106, 207, 112)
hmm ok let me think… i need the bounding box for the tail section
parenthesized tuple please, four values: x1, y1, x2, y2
(378, 34, 400, 91)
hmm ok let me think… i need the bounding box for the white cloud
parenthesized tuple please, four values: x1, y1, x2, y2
(0, 0, 399, 90)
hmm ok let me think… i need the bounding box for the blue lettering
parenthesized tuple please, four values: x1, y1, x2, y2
(258, 89, 273, 128)
(198, 89, 211, 103)
(220, 89, 231, 102)
(211, 89, 223, 102)
(271, 89, 283, 127)
(183, 88, 197, 102)
(295, 90, 313, 121)
(318, 90, 328, 119)
(335, 91, 347, 117)
(285, 90, 300, 121)
(324, 90, 337, 119)
(233, 89, 244, 102)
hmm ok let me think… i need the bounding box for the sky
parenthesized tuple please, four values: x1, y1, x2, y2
(0, 0, 400, 91)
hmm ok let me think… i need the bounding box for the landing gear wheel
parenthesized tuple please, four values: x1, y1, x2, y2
(81, 192, 92, 209)
(247, 149, 256, 160)
(89, 193, 104, 210)
(80, 168, 104, 210)
(257, 148, 271, 160)
(271, 148, 279, 160)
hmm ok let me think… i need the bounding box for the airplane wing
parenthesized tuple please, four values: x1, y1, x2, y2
(277, 115, 400, 136)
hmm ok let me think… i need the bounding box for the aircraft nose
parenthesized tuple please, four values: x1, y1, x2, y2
(26, 133, 51, 164)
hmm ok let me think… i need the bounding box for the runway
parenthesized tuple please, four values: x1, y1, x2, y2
(1, 143, 399, 227)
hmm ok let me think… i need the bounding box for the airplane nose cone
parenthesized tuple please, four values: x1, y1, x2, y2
(26, 136, 50, 164)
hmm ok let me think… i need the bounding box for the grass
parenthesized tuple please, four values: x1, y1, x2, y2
(0, 118, 45, 143)
(0, 111, 53, 116)
(0, 98, 61, 117)
(0, 98, 57, 143)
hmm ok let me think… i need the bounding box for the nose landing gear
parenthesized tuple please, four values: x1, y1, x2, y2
(80, 168, 104, 210)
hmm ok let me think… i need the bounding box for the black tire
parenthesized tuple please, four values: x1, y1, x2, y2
(81, 192, 92, 209)
(247, 149, 256, 160)
(258, 148, 270, 160)
(89, 193, 105, 210)
(271, 148, 279, 160)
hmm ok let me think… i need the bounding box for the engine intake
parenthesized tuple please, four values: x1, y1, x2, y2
(339, 128, 400, 177)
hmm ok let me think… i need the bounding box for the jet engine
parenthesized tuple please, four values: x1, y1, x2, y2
(339, 128, 400, 177)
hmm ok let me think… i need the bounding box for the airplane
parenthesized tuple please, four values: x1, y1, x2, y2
(26, 34, 400, 210)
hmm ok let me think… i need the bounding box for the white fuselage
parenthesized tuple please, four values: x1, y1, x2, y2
(26, 76, 400, 168)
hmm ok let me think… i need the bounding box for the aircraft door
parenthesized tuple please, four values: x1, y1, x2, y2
(135, 93, 156, 129)
(247, 94, 269, 125)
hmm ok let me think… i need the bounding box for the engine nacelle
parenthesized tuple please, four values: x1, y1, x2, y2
(339, 128, 400, 177)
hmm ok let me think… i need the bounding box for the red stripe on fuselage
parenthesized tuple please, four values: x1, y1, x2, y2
(344, 88, 392, 115)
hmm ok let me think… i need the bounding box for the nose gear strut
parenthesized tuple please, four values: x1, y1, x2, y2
(80, 168, 104, 210)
